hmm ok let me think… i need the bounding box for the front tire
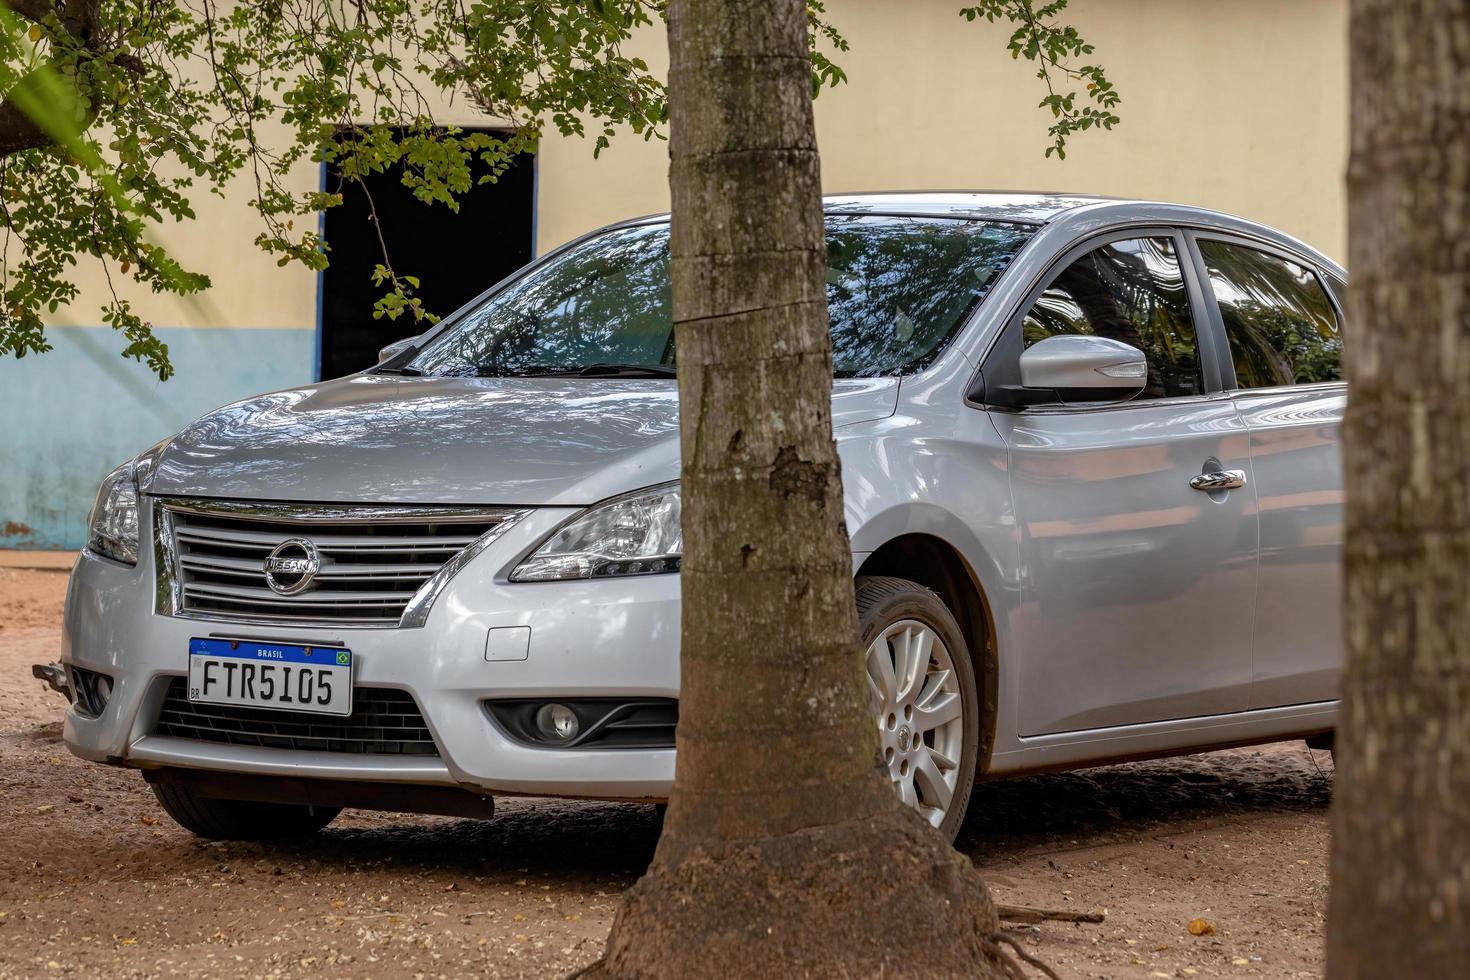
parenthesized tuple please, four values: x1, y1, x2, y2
(857, 576, 980, 842)
(151, 783, 341, 840)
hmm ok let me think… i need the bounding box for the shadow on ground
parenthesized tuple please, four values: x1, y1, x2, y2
(90, 798, 673, 888)
(123, 744, 1334, 882)
(957, 746, 1334, 861)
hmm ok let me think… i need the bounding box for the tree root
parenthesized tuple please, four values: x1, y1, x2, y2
(576, 930, 1067, 980)
(991, 934, 1064, 980)
(588, 807, 1039, 979)
(566, 957, 606, 979)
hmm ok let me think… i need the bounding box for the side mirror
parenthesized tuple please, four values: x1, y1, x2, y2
(1019, 335, 1147, 401)
(377, 334, 423, 364)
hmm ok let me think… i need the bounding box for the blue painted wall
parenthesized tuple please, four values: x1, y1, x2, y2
(0, 325, 315, 549)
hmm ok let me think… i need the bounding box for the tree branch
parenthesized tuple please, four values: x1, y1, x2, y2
(0, 0, 126, 161)
(0, 69, 70, 158)
(59, 0, 98, 40)
(5, 0, 97, 37)
(996, 904, 1106, 925)
(3, 0, 57, 26)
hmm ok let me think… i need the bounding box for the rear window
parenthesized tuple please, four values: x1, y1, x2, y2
(1199, 240, 1343, 389)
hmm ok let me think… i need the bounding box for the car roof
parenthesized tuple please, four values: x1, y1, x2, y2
(613, 191, 1117, 230)
(820, 191, 1119, 224)
(607, 191, 1345, 277)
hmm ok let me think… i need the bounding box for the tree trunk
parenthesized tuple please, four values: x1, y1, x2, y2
(1326, 1, 1470, 976)
(589, 2, 1013, 978)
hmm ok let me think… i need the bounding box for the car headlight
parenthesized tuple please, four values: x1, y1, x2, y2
(511, 483, 681, 581)
(87, 461, 141, 565)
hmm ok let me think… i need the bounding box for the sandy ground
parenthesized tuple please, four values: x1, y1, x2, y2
(0, 566, 1334, 979)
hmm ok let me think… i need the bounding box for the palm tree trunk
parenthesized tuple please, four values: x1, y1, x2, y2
(590, 1, 1013, 977)
(1327, 0, 1470, 975)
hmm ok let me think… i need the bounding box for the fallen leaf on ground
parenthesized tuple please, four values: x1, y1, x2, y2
(1187, 917, 1216, 936)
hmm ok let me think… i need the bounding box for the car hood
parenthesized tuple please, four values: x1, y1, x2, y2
(146, 374, 900, 506)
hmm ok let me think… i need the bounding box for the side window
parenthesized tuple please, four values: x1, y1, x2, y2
(1021, 237, 1202, 399)
(1198, 240, 1343, 389)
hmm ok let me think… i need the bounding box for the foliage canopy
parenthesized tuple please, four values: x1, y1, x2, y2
(0, 0, 1116, 379)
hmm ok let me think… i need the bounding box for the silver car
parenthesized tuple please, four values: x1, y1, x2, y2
(59, 193, 1345, 842)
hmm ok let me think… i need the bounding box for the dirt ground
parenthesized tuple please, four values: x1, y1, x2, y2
(0, 565, 1334, 979)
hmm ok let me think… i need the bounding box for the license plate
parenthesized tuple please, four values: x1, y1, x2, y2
(188, 638, 353, 716)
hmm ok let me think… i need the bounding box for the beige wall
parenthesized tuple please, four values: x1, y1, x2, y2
(537, 0, 1348, 261)
(50, 0, 1349, 332)
(6, 0, 1350, 552)
(50, 115, 324, 330)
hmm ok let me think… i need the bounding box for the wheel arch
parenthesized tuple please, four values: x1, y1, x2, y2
(855, 532, 999, 775)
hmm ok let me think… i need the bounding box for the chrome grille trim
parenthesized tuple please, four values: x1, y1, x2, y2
(153, 499, 527, 629)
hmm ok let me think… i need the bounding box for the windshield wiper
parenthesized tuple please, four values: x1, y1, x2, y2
(376, 365, 425, 377)
(575, 362, 677, 378)
(470, 363, 678, 378)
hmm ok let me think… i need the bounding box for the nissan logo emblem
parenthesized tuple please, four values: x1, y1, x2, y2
(263, 538, 321, 596)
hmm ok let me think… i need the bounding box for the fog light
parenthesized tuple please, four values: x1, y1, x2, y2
(534, 703, 580, 743)
(68, 668, 114, 717)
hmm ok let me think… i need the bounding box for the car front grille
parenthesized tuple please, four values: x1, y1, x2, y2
(154, 678, 440, 756)
(157, 500, 522, 628)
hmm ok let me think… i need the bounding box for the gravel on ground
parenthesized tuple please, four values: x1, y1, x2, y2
(0, 566, 1334, 979)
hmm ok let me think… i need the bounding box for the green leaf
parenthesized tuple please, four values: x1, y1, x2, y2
(960, 0, 1122, 161)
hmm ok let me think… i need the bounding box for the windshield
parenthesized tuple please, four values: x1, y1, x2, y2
(406, 215, 1033, 379)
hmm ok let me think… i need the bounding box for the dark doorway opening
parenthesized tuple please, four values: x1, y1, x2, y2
(318, 131, 535, 380)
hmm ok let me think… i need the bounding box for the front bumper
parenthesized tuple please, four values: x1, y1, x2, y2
(61, 504, 681, 800)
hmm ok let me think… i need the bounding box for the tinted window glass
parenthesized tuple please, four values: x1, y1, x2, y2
(1199, 240, 1342, 388)
(824, 216, 1031, 375)
(1022, 237, 1201, 399)
(407, 217, 1033, 379)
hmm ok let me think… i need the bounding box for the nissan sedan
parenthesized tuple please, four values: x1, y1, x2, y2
(59, 193, 1345, 842)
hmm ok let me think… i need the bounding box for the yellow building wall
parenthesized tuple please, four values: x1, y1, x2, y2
(45, 112, 323, 330)
(3, 0, 1349, 548)
(45, 0, 1352, 333)
(537, 0, 1349, 262)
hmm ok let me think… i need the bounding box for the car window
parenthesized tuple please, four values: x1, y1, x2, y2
(1198, 240, 1342, 389)
(406, 217, 1034, 380)
(1021, 237, 1202, 399)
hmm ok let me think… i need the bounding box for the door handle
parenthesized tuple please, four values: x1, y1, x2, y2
(1190, 469, 1248, 492)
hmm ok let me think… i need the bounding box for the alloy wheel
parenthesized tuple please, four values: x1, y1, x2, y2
(865, 618, 965, 828)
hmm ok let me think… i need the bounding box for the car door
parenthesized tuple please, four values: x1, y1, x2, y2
(982, 230, 1260, 736)
(1189, 233, 1345, 709)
